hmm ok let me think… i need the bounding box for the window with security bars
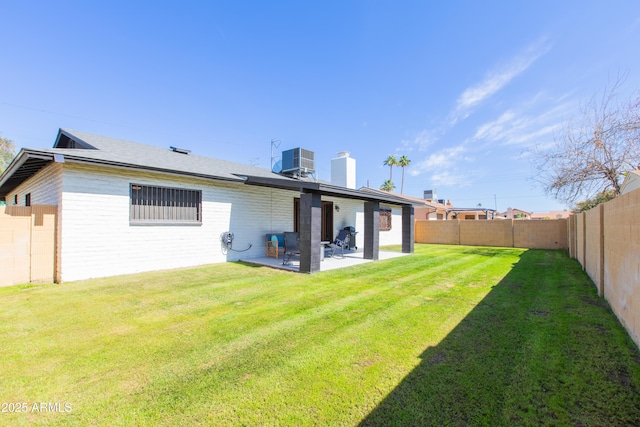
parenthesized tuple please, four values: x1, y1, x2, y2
(380, 208, 392, 231)
(130, 184, 201, 224)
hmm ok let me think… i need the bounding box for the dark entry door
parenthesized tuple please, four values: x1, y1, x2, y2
(294, 199, 333, 241)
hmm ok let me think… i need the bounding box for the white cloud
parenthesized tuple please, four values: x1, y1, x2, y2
(410, 145, 467, 177)
(452, 39, 552, 123)
(473, 110, 517, 141)
(430, 170, 470, 187)
(472, 97, 572, 146)
(400, 38, 553, 154)
(400, 129, 438, 152)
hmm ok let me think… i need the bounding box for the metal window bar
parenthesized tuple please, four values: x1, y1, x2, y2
(130, 184, 201, 223)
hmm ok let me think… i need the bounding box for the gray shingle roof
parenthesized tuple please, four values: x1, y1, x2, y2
(45, 129, 282, 182)
(0, 129, 412, 207)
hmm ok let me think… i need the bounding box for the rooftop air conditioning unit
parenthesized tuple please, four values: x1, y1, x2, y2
(281, 148, 315, 176)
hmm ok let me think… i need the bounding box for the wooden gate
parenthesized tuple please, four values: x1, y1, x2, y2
(0, 205, 57, 287)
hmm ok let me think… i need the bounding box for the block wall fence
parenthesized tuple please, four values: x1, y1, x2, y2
(0, 205, 57, 287)
(569, 188, 640, 349)
(415, 219, 568, 249)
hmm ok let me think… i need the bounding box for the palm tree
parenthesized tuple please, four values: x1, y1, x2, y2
(397, 155, 411, 194)
(380, 179, 396, 192)
(383, 155, 397, 184)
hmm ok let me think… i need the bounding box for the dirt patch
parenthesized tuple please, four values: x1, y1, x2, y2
(353, 359, 376, 368)
(608, 368, 632, 388)
(430, 352, 446, 365)
(530, 310, 550, 316)
(580, 296, 607, 308)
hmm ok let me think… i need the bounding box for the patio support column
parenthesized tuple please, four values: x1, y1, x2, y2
(299, 191, 322, 273)
(402, 204, 414, 254)
(364, 201, 379, 260)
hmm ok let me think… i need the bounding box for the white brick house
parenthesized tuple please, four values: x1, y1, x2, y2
(0, 129, 415, 281)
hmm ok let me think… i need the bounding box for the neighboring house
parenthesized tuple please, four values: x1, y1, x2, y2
(0, 129, 414, 281)
(368, 189, 498, 221)
(620, 170, 640, 195)
(359, 188, 441, 220)
(423, 190, 497, 220)
(499, 207, 532, 220)
(531, 211, 572, 220)
(445, 208, 494, 220)
(416, 198, 451, 220)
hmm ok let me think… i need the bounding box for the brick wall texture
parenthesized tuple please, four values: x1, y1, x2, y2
(601, 188, 640, 348)
(0, 205, 57, 287)
(415, 219, 567, 249)
(566, 189, 638, 349)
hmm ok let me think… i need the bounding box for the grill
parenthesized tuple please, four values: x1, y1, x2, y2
(343, 226, 357, 250)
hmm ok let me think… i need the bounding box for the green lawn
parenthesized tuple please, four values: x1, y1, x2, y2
(1, 245, 639, 426)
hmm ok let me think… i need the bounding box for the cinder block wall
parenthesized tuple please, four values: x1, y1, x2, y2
(576, 213, 585, 265)
(460, 220, 513, 247)
(566, 187, 640, 349)
(602, 189, 640, 348)
(415, 219, 568, 249)
(0, 205, 57, 287)
(514, 219, 568, 249)
(415, 220, 459, 244)
(585, 206, 603, 294)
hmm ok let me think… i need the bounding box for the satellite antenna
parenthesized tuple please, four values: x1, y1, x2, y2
(271, 139, 281, 173)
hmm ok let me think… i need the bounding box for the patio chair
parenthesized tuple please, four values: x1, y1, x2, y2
(327, 229, 350, 258)
(265, 233, 284, 260)
(283, 232, 301, 265)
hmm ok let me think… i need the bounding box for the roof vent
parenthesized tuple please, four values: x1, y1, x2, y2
(170, 146, 191, 155)
(53, 133, 96, 149)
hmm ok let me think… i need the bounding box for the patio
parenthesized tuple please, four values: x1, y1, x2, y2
(240, 248, 409, 272)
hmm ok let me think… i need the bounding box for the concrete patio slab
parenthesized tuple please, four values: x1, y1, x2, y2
(240, 249, 409, 273)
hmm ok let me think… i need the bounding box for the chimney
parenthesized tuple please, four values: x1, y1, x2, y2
(331, 151, 356, 189)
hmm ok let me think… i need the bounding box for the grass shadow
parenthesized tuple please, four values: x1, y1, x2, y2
(359, 250, 640, 426)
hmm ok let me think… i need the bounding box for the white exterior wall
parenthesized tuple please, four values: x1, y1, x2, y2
(325, 197, 360, 237)
(59, 164, 298, 281)
(376, 205, 403, 246)
(8, 163, 63, 206)
(9, 161, 406, 282)
(620, 173, 640, 194)
(330, 199, 403, 247)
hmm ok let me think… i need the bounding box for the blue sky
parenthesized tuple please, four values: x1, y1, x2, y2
(2, 1, 639, 213)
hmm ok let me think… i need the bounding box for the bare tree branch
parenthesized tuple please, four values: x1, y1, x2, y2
(0, 137, 16, 174)
(531, 76, 640, 205)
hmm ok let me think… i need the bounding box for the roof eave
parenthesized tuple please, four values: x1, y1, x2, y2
(0, 149, 31, 186)
(0, 150, 57, 200)
(243, 175, 413, 205)
(0, 148, 249, 200)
